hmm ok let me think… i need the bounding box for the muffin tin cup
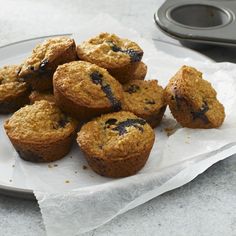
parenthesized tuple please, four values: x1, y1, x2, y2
(154, 0, 236, 49)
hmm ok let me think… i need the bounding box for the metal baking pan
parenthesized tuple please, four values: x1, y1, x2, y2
(154, 0, 236, 49)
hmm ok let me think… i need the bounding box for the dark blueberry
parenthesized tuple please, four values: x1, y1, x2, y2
(125, 49, 143, 62)
(111, 118, 146, 135)
(125, 84, 140, 94)
(191, 101, 209, 124)
(102, 84, 122, 111)
(106, 41, 121, 52)
(58, 118, 69, 128)
(28, 65, 34, 71)
(111, 44, 121, 52)
(39, 59, 49, 72)
(107, 41, 143, 62)
(90, 71, 122, 111)
(145, 99, 155, 105)
(90, 71, 103, 84)
(105, 118, 117, 126)
(16, 67, 22, 76)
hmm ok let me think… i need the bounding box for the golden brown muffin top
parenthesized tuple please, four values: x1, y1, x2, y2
(29, 90, 55, 104)
(0, 65, 28, 101)
(53, 61, 123, 110)
(4, 100, 77, 142)
(77, 33, 143, 69)
(165, 65, 225, 128)
(18, 37, 75, 76)
(122, 80, 166, 117)
(77, 111, 155, 160)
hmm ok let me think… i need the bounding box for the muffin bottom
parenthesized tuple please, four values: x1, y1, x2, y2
(144, 105, 167, 128)
(54, 85, 119, 121)
(0, 89, 30, 114)
(9, 132, 75, 163)
(23, 71, 54, 91)
(83, 149, 152, 178)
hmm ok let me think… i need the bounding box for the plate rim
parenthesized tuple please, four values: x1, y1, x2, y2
(0, 34, 212, 200)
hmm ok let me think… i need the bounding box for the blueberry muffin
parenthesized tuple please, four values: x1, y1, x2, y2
(18, 37, 77, 91)
(122, 80, 166, 128)
(165, 66, 225, 128)
(76, 33, 143, 83)
(29, 90, 55, 104)
(109, 61, 147, 84)
(0, 65, 30, 113)
(4, 100, 77, 162)
(77, 111, 155, 178)
(53, 61, 124, 120)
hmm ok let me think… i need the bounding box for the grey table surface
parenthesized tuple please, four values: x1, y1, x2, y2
(0, 0, 236, 235)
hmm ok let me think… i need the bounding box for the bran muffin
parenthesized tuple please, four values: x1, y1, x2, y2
(109, 61, 147, 84)
(53, 61, 124, 120)
(77, 111, 155, 178)
(165, 66, 225, 128)
(4, 100, 77, 162)
(29, 90, 55, 104)
(0, 65, 30, 113)
(122, 80, 166, 128)
(18, 37, 77, 91)
(76, 33, 143, 83)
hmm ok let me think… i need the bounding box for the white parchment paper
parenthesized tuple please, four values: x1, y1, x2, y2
(2, 15, 236, 235)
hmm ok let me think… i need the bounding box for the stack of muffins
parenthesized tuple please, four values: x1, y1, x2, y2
(2, 33, 225, 178)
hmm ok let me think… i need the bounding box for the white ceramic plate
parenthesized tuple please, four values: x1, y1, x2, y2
(0, 35, 211, 200)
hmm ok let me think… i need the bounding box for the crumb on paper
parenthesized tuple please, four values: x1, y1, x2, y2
(54, 164, 58, 167)
(48, 164, 53, 168)
(12, 165, 15, 168)
(74, 171, 78, 174)
(83, 165, 88, 170)
(9, 179, 12, 182)
(65, 180, 70, 184)
(70, 156, 73, 159)
(185, 136, 191, 144)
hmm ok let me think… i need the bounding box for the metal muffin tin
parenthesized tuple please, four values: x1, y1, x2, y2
(154, 0, 236, 48)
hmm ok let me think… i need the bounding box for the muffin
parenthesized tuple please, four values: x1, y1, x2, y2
(29, 90, 55, 104)
(4, 100, 77, 162)
(77, 33, 143, 83)
(53, 61, 124, 120)
(122, 80, 166, 128)
(165, 65, 225, 128)
(0, 65, 30, 113)
(109, 61, 147, 84)
(18, 37, 77, 91)
(77, 111, 155, 178)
